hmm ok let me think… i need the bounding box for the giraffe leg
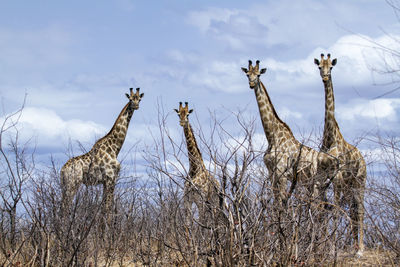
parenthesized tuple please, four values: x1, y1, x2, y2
(60, 181, 70, 215)
(198, 201, 205, 227)
(355, 193, 365, 256)
(318, 163, 337, 249)
(184, 189, 194, 226)
(311, 172, 326, 256)
(102, 162, 120, 216)
(271, 171, 284, 251)
(61, 175, 80, 218)
(332, 183, 341, 257)
(183, 191, 201, 265)
(273, 171, 288, 252)
(271, 170, 284, 206)
(280, 175, 288, 205)
(350, 202, 360, 255)
(60, 162, 84, 216)
(102, 179, 116, 215)
(61, 187, 77, 215)
(98, 178, 115, 237)
(354, 167, 366, 256)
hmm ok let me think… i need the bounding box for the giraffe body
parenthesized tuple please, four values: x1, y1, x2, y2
(61, 88, 144, 214)
(315, 54, 366, 255)
(242, 60, 332, 204)
(174, 102, 219, 223)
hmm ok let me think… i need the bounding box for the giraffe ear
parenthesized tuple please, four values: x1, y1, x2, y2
(140, 93, 144, 98)
(174, 109, 179, 113)
(241, 67, 248, 73)
(314, 58, 320, 65)
(260, 68, 266, 74)
(331, 58, 337, 66)
(125, 93, 130, 99)
(189, 109, 193, 114)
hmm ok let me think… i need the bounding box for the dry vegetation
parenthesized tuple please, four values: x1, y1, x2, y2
(0, 101, 399, 267)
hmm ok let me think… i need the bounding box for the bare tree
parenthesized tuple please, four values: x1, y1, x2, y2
(0, 96, 36, 266)
(364, 134, 400, 263)
(358, 0, 400, 99)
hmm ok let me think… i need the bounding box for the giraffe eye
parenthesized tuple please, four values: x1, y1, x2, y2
(318, 67, 321, 69)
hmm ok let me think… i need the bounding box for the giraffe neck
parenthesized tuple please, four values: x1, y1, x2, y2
(254, 81, 295, 146)
(322, 78, 343, 151)
(183, 123, 206, 178)
(98, 102, 135, 157)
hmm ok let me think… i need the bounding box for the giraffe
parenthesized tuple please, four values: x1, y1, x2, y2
(60, 88, 144, 215)
(241, 60, 332, 206)
(314, 53, 366, 255)
(174, 102, 220, 225)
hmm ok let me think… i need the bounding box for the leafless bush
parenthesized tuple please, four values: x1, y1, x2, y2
(364, 134, 400, 263)
(2, 97, 399, 266)
(0, 97, 36, 266)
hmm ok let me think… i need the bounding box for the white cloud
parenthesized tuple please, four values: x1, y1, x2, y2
(154, 51, 246, 93)
(184, 33, 383, 96)
(278, 107, 303, 121)
(253, 34, 400, 94)
(161, 31, 400, 99)
(337, 98, 400, 121)
(186, 60, 245, 93)
(210, 13, 269, 50)
(1, 107, 106, 148)
(185, 1, 329, 51)
(186, 1, 392, 53)
(186, 8, 238, 33)
(187, 7, 269, 51)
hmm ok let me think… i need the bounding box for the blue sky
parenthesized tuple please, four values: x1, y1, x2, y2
(1, 0, 399, 169)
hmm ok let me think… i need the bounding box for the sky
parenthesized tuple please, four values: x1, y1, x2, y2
(0, 0, 399, 172)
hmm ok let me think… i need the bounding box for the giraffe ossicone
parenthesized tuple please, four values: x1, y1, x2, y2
(60, 87, 144, 216)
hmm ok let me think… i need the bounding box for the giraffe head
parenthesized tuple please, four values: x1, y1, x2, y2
(174, 102, 193, 127)
(241, 60, 267, 89)
(125, 88, 144, 110)
(314, 53, 337, 82)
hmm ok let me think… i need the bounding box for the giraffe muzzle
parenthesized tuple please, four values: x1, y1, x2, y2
(249, 81, 256, 88)
(322, 75, 329, 82)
